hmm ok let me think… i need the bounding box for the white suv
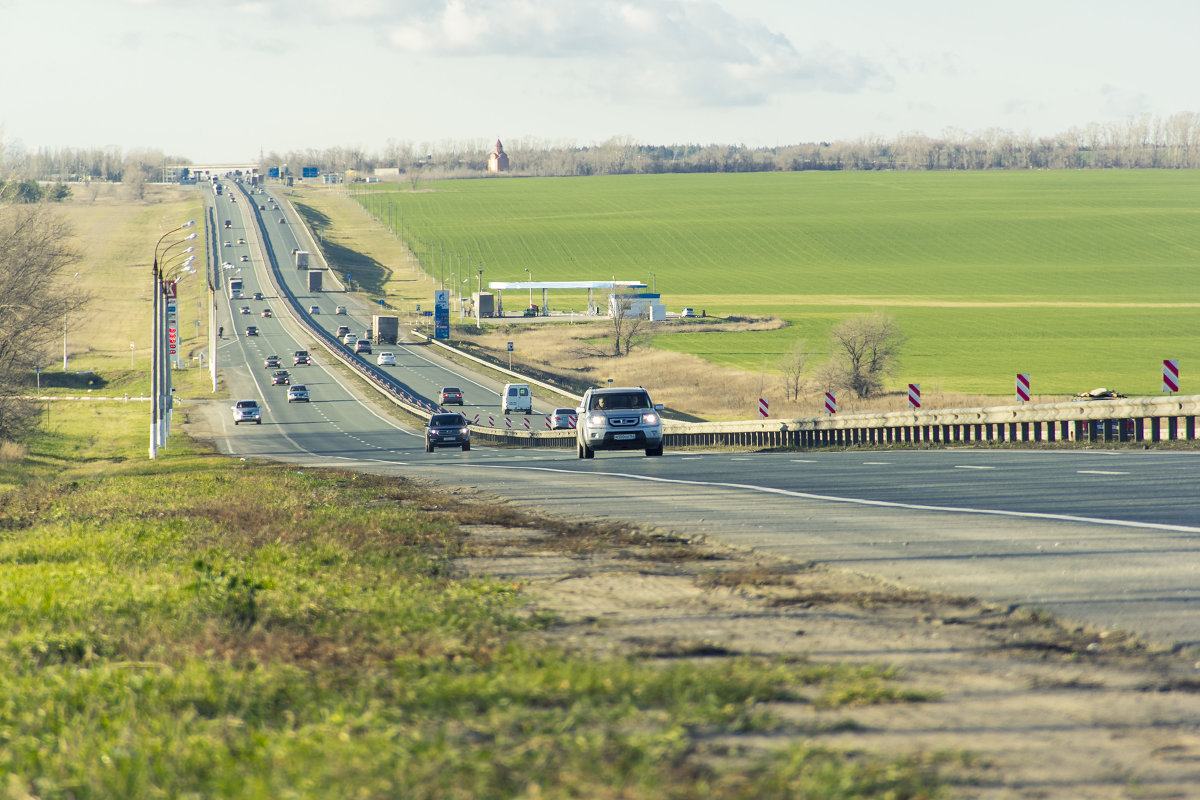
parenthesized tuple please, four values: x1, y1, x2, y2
(576, 387, 664, 458)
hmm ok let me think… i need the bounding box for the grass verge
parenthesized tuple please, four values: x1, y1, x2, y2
(0, 404, 947, 799)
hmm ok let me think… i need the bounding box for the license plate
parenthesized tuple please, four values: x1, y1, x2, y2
(613, 433, 636, 441)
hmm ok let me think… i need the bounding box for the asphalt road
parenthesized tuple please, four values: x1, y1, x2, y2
(202, 182, 1200, 651)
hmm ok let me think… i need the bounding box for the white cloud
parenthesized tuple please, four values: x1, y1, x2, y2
(374, 0, 885, 107)
(226, 0, 886, 106)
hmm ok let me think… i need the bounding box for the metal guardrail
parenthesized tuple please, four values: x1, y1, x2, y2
(660, 395, 1200, 448)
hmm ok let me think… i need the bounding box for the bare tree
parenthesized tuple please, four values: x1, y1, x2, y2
(122, 165, 146, 201)
(571, 296, 651, 359)
(0, 206, 87, 439)
(827, 313, 905, 399)
(607, 295, 653, 356)
(779, 339, 811, 400)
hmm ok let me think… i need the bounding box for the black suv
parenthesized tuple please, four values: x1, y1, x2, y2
(425, 413, 471, 453)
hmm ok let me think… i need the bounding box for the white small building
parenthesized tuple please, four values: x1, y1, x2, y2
(609, 293, 665, 320)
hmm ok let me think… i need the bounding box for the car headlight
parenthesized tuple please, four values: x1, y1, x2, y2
(642, 412, 659, 424)
(460, 427, 469, 435)
(588, 414, 606, 426)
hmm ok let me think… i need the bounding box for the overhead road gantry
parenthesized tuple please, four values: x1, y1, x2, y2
(486, 281, 648, 317)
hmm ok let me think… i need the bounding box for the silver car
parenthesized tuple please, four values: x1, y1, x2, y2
(232, 399, 261, 425)
(576, 387, 663, 458)
(550, 408, 576, 430)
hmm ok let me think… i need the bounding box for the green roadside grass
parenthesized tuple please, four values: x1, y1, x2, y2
(345, 171, 1200, 396)
(0, 405, 948, 799)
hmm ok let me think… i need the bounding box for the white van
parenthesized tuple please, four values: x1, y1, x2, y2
(502, 383, 532, 415)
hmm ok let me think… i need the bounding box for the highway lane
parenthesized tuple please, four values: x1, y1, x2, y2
(248, 183, 564, 419)
(198, 179, 1200, 649)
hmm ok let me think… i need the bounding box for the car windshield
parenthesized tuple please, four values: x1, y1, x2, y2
(431, 415, 465, 427)
(442, 388, 460, 394)
(590, 392, 650, 410)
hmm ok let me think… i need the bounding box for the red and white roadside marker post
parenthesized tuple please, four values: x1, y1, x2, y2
(758, 397, 769, 418)
(1016, 374, 1030, 403)
(1163, 359, 1179, 394)
(824, 392, 837, 415)
(908, 383, 921, 409)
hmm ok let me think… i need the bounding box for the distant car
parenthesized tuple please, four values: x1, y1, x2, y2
(261, 308, 272, 318)
(258, 204, 266, 210)
(240, 306, 250, 314)
(291, 247, 298, 255)
(680, 307, 695, 318)
(550, 408, 576, 429)
(240, 255, 249, 262)
(343, 332, 358, 345)
(287, 385, 310, 403)
(354, 339, 372, 355)
(252, 291, 264, 300)
(245, 326, 259, 336)
(377, 352, 396, 366)
(264, 355, 281, 368)
(293, 350, 311, 366)
(336, 325, 351, 338)
(425, 413, 471, 452)
(308, 305, 320, 314)
(279, 217, 286, 224)
(236, 238, 246, 244)
(232, 399, 261, 425)
(439, 387, 464, 406)
(522, 307, 537, 317)
(271, 370, 291, 386)
(335, 306, 347, 315)
(223, 241, 231, 247)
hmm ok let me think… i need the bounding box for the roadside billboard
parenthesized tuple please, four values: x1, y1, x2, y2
(434, 291, 450, 340)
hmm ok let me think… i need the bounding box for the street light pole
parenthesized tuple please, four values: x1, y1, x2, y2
(524, 267, 532, 311)
(150, 222, 196, 459)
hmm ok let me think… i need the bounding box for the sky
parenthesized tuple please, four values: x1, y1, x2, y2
(2, 0, 1198, 164)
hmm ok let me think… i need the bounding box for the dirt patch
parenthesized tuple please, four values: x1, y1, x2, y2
(456, 522, 1200, 799)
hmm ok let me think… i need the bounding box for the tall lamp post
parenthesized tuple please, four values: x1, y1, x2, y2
(161, 263, 196, 449)
(524, 268, 533, 311)
(150, 222, 196, 459)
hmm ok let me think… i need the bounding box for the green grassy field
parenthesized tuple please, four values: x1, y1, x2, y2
(352, 171, 1200, 396)
(0, 405, 945, 798)
(41, 187, 212, 397)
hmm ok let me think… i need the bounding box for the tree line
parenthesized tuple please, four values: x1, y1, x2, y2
(4, 113, 1200, 186)
(256, 113, 1200, 177)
